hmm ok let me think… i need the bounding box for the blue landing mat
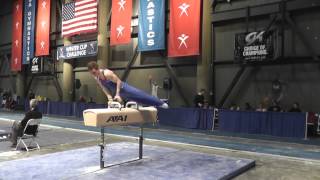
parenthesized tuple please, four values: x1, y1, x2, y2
(0, 142, 255, 180)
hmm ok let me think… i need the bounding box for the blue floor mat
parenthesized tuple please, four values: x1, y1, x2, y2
(0, 142, 254, 180)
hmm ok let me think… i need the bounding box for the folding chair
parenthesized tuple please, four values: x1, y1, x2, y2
(16, 118, 42, 152)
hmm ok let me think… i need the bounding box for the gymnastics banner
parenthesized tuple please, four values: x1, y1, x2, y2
(11, 0, 23, 71)
(35, 0, 51, 56)
(138, 0, 165, 51)
(23, 0, 37, 64)
(168, 0, 201, 57)
(110, 0, 132, 46)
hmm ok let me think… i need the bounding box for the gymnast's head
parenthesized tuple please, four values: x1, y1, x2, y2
(87, 61, 100, 77)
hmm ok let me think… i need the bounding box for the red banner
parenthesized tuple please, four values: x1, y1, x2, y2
(11, 0, 23, 71)
(110, 0, 132, 46)
(168, 0, 201, 57)
(35, 0, 51, 56)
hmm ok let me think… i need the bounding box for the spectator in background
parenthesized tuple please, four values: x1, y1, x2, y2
(16, 96, 21, 105)
(230, 103, 236, 111)
(10, 99, 42, 147)
(256, 103, 267, 112)
(209, 91, 214, 107)
(5, 97, 12, 110)
(271, 79, 285, 104)
(148, 75, 162, 98)
(2, 97, 6, 108)
(193, 89, 205, 108)
(0, 96, 2, 109)
(79, 96, 86, 103)
(28, 90, 35, 100)
(203, 100, 210, 109)
(12, 93, 18, 102)
(268, 100, 282, 112)
(88, 97, 95, 103)
(8, 97, 16, 110)
(289, 102, 302, 112)
(256, 97, 270, 112)
(244, 102, 253, 111)
(262, 96, 271, 109)
(2, 90, 9, 101)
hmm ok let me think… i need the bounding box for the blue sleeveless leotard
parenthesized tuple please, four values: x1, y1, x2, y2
(97, 74, 164, 107)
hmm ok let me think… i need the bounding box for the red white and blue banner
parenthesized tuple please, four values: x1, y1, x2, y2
(61, 0, 98, 37)
(110, 0, 132, 46)
(35, 0, 51, 56)
(168, 0, 201, 57)
(11, 0, 23, 71)
(23, 0, 37, 64)
(138, 0, 165, 51)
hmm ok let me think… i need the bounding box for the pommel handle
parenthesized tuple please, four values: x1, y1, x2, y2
(108, 102, 122, 110)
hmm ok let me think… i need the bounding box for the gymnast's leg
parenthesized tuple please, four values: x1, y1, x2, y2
(120, 82, 168, 108)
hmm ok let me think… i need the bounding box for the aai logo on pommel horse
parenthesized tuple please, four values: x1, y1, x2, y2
(107, 115, 128, 123)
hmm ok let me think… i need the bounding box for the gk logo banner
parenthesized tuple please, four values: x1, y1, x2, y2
(234, 31, 274, 62)
(138, 0, 165, 52)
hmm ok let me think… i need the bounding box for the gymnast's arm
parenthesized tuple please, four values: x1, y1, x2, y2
(102, 70, 122, 102)
(96, 78, 113, 102)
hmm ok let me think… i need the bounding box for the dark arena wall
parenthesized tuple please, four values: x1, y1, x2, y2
(1, 1, 320, 179)
(0, 0, 319, 111)
(0, 0, 206, 108)
(213, 0, 320, 112)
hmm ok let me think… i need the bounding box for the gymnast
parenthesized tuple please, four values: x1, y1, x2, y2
(87, 61, 169, 108)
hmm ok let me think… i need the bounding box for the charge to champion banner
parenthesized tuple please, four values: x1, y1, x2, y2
(234, 31, 274, 62)
(23, 0, 37, 65)
(138, 0, 165, 51)
(57, 41, 98, 60)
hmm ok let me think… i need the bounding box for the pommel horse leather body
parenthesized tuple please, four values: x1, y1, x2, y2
(83, 106, 157, 127)
(83, 102, 158, 169)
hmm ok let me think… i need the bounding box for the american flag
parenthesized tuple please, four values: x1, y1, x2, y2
(62, 0, 98, 37)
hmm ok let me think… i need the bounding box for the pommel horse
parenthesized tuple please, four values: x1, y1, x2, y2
(83, 102, 158, 169)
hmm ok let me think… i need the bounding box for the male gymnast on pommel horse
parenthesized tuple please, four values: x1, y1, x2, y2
(87, 61, 169, 108)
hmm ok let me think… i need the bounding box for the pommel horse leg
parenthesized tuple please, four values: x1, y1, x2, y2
(100, 128, 105, 169)
(139, 127, 143, 159)
(126, 101, 144, 159)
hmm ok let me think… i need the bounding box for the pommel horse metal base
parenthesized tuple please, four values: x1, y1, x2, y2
(83, 102, 156, 169)
(99, 126, 144, 169)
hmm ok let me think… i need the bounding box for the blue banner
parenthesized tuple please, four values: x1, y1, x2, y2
(23, 0, 37, 64)
(138, 0, 165, 51)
